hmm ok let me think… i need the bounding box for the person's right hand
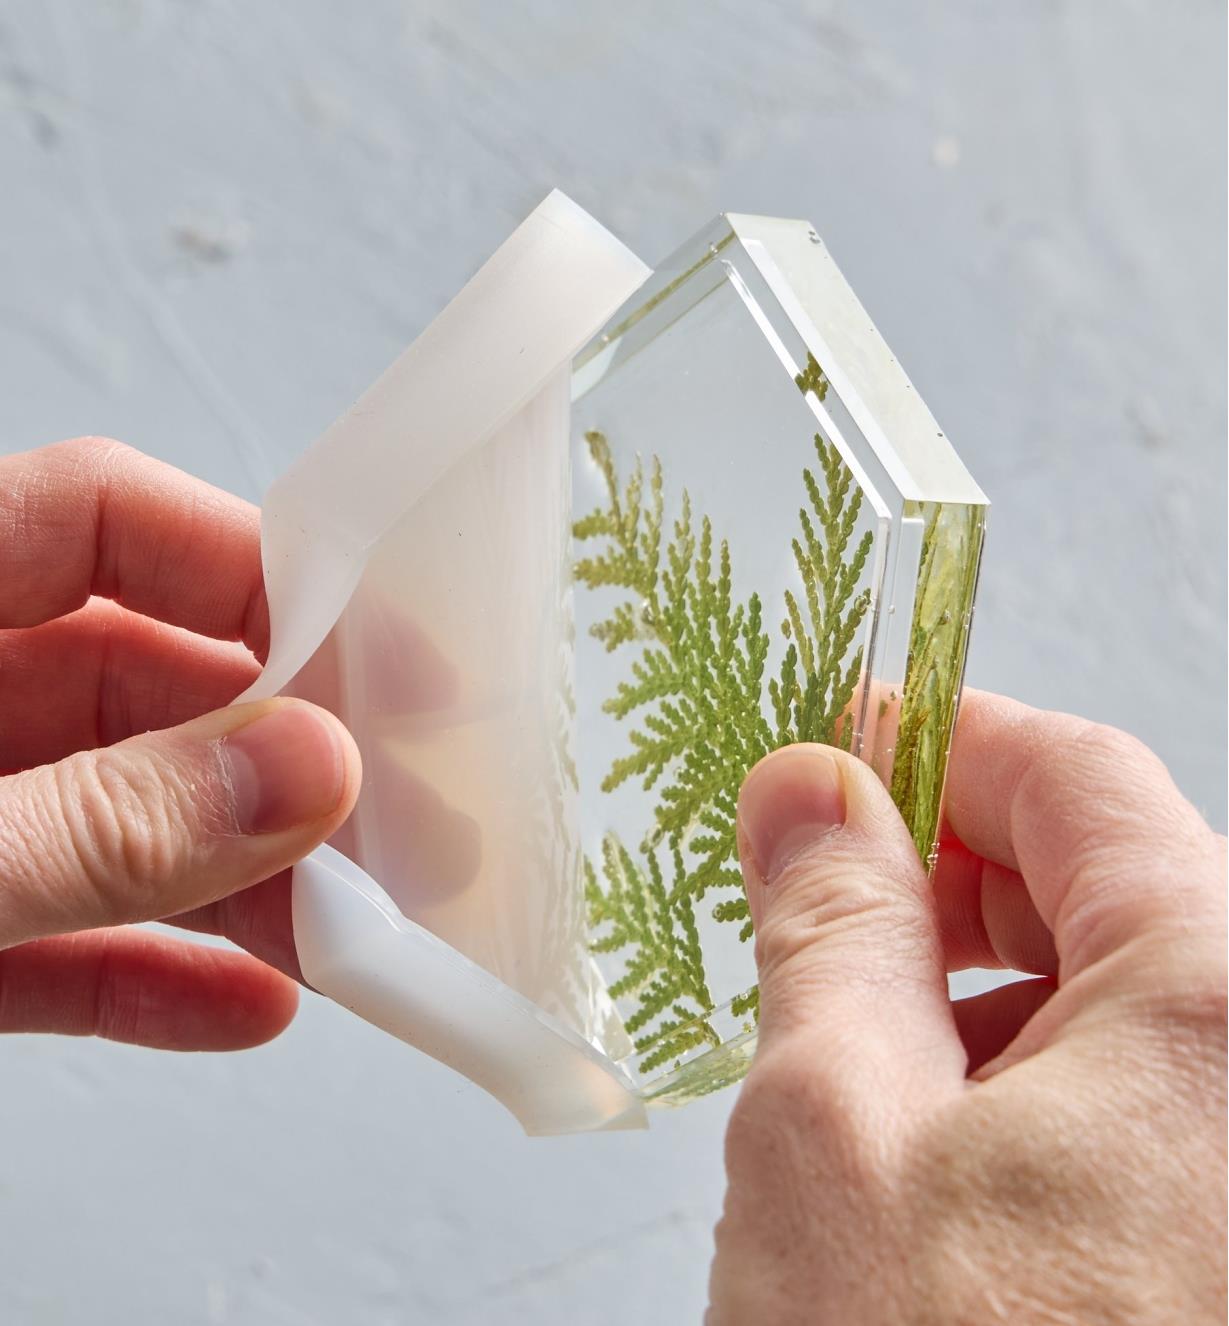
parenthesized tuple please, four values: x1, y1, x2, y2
(710, 690, 1227, 1324)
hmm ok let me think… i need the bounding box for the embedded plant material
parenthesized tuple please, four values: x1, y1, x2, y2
(889, 500, 983, 865)
(575, 391, 874, 1073)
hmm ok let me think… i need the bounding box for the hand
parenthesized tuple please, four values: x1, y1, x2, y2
(709, 691, 1226, 1323)
(0, 438, 360, 1050)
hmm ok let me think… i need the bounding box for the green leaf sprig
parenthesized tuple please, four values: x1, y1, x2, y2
(575, 369, 873, 1073)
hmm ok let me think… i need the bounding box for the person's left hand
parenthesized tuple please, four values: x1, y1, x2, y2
(0, 437, 361, 1051)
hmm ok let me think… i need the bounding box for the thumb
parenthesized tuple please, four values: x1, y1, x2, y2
(737, 743, 965, 1108)
(0, 699, 360, 947)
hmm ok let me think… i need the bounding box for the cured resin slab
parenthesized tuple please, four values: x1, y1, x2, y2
(571, 214, 986, 1104)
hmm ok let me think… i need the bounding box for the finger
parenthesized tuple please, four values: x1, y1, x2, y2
(0, 599, 260, 772)
(0, 928, 297, 1049)
(932, 830, 1057, 976)
(737, 743, 966, 1118)
(169, 872, 302, 984)
(0, 698, 360, 947)
(0, 437, 268, 654)
(169, 746, 490, 979)
(950, 976, 1056, 1075)
(169, 718, 491, 984)
(944, 690, 1222, 977)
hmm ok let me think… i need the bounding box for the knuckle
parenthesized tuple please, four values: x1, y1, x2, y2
(1065, 716, 1154, 770)
(53, 747, 187, 923)
(32, 437, 135, 512)
(758, 857, 879, 943)
(1020, 713, 1144, 795)
(1013, 714, 1219, 958)
(754, 863, 929, 997)
(1015, 715, 1157, 824)
(0, 772, 65, 938)
(46, 434, 134, 473)
(0, 438, 136, 626)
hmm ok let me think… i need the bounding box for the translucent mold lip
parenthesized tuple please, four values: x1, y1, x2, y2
(243, 195, 986, 1134)
(241, 192, 653, 1136)
(292, 844, 645, 1136)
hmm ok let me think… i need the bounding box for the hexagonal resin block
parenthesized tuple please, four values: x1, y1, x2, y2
(570, 214, 987, 1105)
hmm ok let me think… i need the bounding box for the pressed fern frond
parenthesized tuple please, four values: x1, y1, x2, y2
(576, 410, 874, 1070)
(584, 836, 719, 1072)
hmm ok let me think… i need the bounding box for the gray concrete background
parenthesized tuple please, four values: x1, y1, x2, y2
(0, 2, 1224, 1322)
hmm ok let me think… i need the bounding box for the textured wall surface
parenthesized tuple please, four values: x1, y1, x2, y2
(0, 3, 1224, 1323)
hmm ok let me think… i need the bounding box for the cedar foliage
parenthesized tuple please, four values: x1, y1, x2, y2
(576, 364, 874, 1070)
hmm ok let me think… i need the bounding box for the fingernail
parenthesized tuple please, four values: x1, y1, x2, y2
(738, 746, 847, 886)
(223, 704, 347, 834)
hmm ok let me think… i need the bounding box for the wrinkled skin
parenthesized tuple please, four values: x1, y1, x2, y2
(709, 695, 1226, 1324)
